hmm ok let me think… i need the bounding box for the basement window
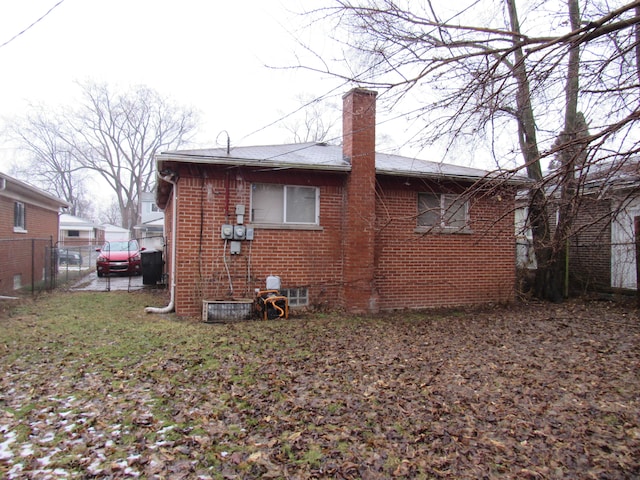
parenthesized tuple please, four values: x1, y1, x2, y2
(251, 184, 319, 225)
(280, 287, 309, 307)
(417, 193, 469, 232)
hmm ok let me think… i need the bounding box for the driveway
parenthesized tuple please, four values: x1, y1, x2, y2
(71, 271, 144, 291)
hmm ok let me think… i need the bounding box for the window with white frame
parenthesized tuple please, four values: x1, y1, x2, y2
(281, 287, 309, 307)
(251, 184, 319, 225)
(417, 193, 468, 230)
(14, 201, 25, 231)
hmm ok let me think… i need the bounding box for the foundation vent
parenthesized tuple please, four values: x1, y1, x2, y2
(202, 300, 254, 323)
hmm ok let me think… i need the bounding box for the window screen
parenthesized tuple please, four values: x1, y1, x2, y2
(251, 184, 318, 224)
(418, 193, 468, 229)
(14, 202, 25, 230)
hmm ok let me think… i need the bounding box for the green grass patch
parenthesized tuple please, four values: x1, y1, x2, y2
(0, 292, 639, 479)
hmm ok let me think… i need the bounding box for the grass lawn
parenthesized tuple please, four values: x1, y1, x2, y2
(0, 291, 639, 479)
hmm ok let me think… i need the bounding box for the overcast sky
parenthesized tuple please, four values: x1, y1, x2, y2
(0, 0, 359, 171)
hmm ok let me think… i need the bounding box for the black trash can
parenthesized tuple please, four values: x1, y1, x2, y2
(141, 249, 163, 285)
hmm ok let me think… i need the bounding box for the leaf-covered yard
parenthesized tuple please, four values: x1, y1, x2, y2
(0, 291, 639, 479)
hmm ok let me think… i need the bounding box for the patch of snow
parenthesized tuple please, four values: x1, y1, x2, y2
(37, 448, 61, 466)
(0, 430, 17, 461)
(7, 462, 24, 479)
(124, 466, 140, 477)
(157, 425, 175, 435)
(19, 443, 34, 457)
(87, 458, 104, 475)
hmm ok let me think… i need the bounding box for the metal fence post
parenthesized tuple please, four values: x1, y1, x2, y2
(635, 216, 640, 308)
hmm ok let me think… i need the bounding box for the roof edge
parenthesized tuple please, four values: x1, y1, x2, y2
(156, 153, 351, 172)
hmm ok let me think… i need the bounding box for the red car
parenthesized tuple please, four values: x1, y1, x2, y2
(96, 240, 145, 277)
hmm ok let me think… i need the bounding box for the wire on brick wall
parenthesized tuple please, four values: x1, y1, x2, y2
(223, 239, 233, 297)
(247, 238, 253, 297)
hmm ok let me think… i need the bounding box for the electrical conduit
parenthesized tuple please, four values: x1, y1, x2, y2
(145, 172, 178, 314)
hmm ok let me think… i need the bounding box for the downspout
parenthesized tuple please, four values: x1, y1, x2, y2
(145, 172, 178, 314)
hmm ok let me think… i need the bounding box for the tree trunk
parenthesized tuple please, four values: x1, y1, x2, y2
(549, 0, 582, 300)
(506, 0, 559, 301)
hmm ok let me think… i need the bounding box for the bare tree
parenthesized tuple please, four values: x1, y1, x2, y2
(7, 108, 91, 217)
(300, 0, 640, 301)
(281, 94, 340, 143)
(69, 81, 198, 230)
(98, 198, 123, 227)
(8, 81, 199, 230)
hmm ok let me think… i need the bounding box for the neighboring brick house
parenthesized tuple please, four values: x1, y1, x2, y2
(571, 162, 640, 292)
(516, 160, 640, 294)
(0, 172, 69, 294)
(153, 89, 522, 317)
(568, 196, 612, 292)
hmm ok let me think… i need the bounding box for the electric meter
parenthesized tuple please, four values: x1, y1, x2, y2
(233, 225, 246, 240)
(221, 224, 233, 239)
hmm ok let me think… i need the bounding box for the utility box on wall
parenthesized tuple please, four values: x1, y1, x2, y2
(221, 224, 233, 239)
(233, 225, 246, 240)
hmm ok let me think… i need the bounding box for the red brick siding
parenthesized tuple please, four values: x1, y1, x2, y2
(0, 196, 58, 239)
(343, 89, 379, 312)
(374, 179, 516, 310)
(167, 164, 516, 317)
(0, 196, 58, 294)
(568, 197, 612, 291)
(161, 87, 519, 316)
(171, 167, 346, 317)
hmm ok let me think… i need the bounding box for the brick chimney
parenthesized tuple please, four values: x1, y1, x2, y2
(342, 88, 379, 314)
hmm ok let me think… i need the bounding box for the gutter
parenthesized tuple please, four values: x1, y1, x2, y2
(158, 154, 530, 186)
(145, 171, 178, 315)
(157, 153, 351, 173)
(375, 169, 532, 187)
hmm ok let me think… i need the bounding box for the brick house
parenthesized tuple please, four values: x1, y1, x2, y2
(153, 89, 521, 317)
(0, 172, 69, 294)
(516, 161, 640, 295)
(567, 162, 639, 292)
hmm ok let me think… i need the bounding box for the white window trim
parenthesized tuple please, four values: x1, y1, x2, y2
(14, 201, 26, 233)
(250, 183, 320, 227)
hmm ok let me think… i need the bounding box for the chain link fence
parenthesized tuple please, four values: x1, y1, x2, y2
(0, 238, 55, 296)
(54, 242, 101, 287)
(0, 236, 166, 297)
(517, 238, 639, 295)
